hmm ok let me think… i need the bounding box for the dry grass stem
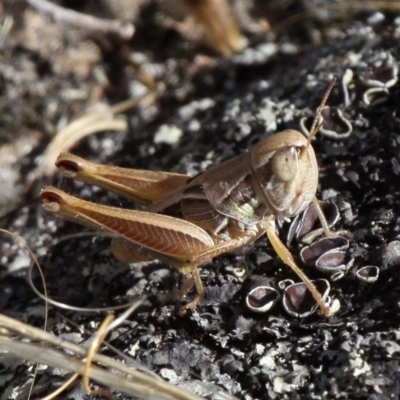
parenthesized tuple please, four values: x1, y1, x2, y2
(27, 0, 134, 40)
(35, 90, 157, 180)
(0, 313, 205, 400)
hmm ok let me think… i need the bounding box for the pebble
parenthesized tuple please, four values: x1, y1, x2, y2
(385, 240, 400, 267)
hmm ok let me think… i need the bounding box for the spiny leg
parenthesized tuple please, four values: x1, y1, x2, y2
(178, 275, 194, 299)
(111, 237, 204, 311)
(312, 197, 334, 237)
(110, 238, 206, 310)
(312, 196, 352, 239)
(178, 267, 205, 310)
(264, 218, 334, 316)
(178, 234, 259, 310)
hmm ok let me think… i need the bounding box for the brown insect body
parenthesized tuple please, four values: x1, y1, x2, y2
(40, 81, 338, 316)
(151, 130, 317, 244)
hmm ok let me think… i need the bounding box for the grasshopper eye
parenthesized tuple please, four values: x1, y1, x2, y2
(271, 147, 298, 182)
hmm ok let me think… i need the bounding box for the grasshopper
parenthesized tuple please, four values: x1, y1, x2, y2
(40, 80, 338, 316)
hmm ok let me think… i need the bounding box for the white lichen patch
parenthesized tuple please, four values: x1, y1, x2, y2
(154, 124, 183, 145)
(160, 368, 180, 384)
(349, 353, 371, 377)
(255, 99, 278, 132)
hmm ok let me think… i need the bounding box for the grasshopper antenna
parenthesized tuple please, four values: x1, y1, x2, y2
(306, 78, 337, 148)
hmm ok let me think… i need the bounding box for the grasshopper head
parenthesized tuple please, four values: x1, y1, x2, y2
(250, 129, 318, 219)
(250, 79, 335, 220)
